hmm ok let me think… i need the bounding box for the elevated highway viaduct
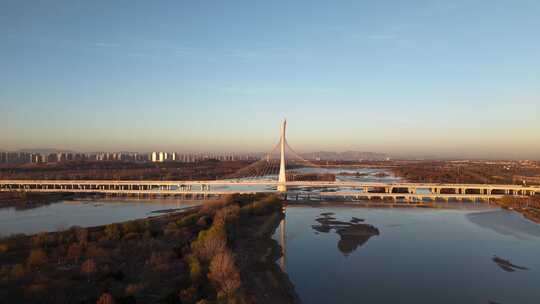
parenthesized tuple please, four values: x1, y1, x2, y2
(0, 180, 538, 202)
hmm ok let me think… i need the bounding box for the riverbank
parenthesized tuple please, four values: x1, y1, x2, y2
(0, 192, 72, 209)
(522, 208, 540, 223)
(504, 207, 540, 224)
(0, 194, 297, 303)
(286, 199, 499, 211)
(495, 196, 540, 224)
(233, 205, 300, 304)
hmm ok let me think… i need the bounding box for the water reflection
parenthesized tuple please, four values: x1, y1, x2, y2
(278, 217, 286, 271)
(311, 212, 380, 256)
(276, 206, 540, 304)
(492, 255, 530, 272)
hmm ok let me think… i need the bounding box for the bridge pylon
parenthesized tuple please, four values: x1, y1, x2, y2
(277, 119, 287, 192)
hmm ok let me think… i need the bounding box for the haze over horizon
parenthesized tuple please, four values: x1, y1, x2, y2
(2, 1, 539, 159)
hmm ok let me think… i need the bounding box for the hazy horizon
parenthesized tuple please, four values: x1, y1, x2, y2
(2, 1, 539, 158)
(1, 146, 538, 161)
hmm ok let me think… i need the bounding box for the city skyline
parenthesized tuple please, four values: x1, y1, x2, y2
(2, 1, 540, 158)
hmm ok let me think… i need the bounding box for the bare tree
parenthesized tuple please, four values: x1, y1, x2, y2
(208, 249, 241, 299)
(67, 243, 82, 263)
(81, 258, 97, 282)
(191, 226, 227, 262)
(27, 249, 47, 268)
(96, 293, 115, 304)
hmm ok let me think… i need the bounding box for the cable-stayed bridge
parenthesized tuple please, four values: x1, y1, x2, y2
(1, 120, 539, 202)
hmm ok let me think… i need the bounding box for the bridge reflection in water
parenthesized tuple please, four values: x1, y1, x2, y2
(279, 213, 286, 271)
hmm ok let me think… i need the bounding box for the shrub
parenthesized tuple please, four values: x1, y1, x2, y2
(27, 249, 47, 268)
(122, 221, 140, 234)
(125, 283, 145, 296)
(196, 216, 211, 227)
(76, 228, 89, 244)
(86, 244, 109, 260)
(200, 198, 234, 214)
(147, 251, 175, 272)
(96, 293, 115, 304)
(208, 249, 241, 299)
(0, 265, 9, 280)
(10, 264, 27, 280)
(31, 232, 49, 248)
(24, 283, 47, 296)
(104, 224, 121, 240)
(18, 191, 28, 200)
(176, 214, 200, 229)
(188, 255, 202, 282)
(179, 286, 198, 303)
(191, 225, 227, 263)
(81, 259, 97, 282)
(122, 232, 140, 241)
(143, 230, 153, 239)
(213, 205, 240, 227)
(67, 243, 83, 262)
(242, 196, 281, 216)
(58, 229, 76, 244)
(140, 220, 151, 231)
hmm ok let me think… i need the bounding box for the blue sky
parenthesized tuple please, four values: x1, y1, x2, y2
(1, 0, 539, 158)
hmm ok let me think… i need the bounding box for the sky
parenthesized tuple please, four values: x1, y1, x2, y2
(1, 0, 539, 159)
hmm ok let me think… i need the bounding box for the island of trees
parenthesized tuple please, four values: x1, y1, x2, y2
(0, 194, 298, 304)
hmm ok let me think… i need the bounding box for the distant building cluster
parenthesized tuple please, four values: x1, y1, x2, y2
(149, 152, 259, 163)
(0, 151, 149, 164)
(0, 152, 33, 164)
(0, 151, 261, 165)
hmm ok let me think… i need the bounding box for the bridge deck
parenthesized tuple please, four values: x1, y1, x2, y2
(0, 179, 539, 188)
(0, 180, 538, 200)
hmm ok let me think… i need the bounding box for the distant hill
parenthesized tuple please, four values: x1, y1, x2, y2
(301, 151, 390, 161)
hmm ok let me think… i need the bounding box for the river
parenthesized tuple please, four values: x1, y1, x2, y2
(275, 205, 540, 303)
(0, 198, 199, 237)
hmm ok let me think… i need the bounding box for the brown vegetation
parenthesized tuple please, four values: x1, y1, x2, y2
(208, 249, 241, 299)
(0, 194, 297, 303)
(288, 173, 336, 181)
(392, 160, 540, 185)
(27, 249, 47, 268)
(496, 195, 540, 223)
(96, 292, 115, 304)
(0, 160, 251, 181)
(0, 192, 70, 209)
(81, 258, 97, 282)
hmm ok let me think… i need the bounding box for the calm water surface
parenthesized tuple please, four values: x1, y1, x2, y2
(0, 199, 200, 236)
(277, 205, 540, 304)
